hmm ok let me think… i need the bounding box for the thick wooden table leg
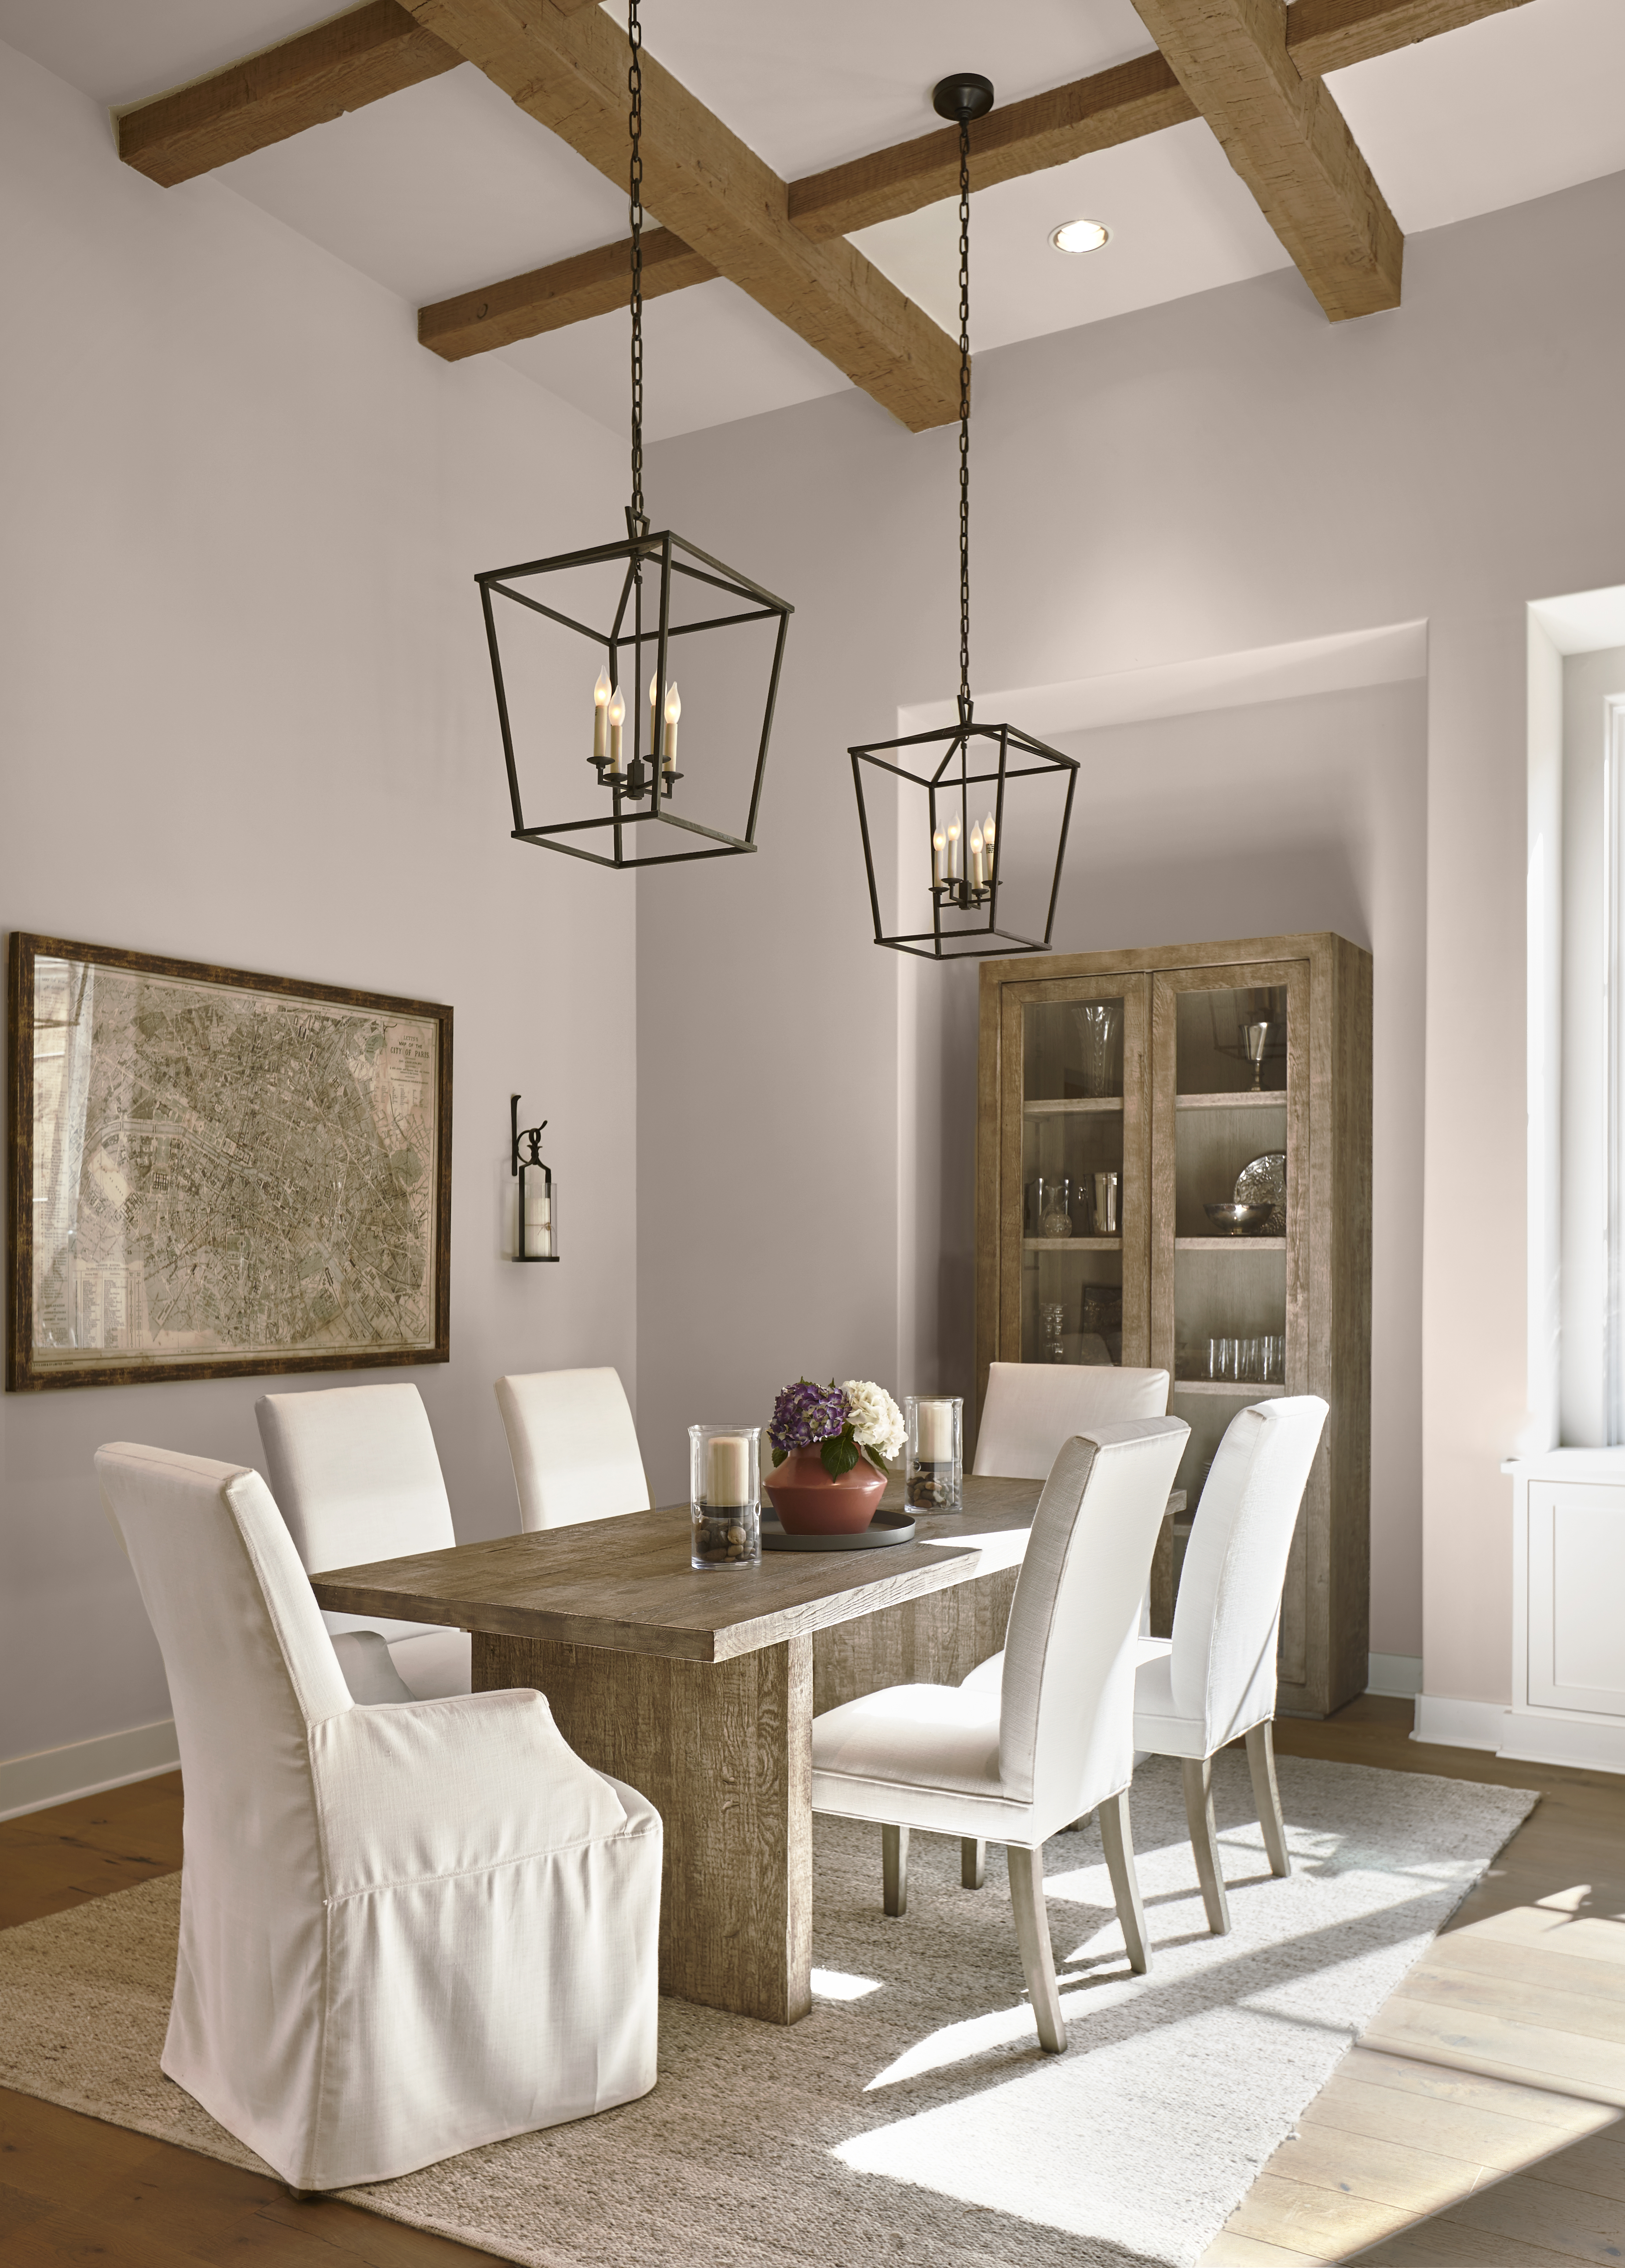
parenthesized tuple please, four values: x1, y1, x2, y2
(476, 1631, 813, 2025)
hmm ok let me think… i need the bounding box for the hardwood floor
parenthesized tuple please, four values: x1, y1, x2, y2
(3, 1704, 1623, 2266)
(1202, 1698, 1625, 2266)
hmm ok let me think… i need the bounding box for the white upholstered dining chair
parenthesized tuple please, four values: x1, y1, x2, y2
(95, 1441, 662, 2193)
(1133, 1395, 1329, 1935)
(256, 1382, 470, 1701)
(494, 1366, 651, 1531)
(811, 1416, 1189, 2052)
(972, 1361, 1171, 1478)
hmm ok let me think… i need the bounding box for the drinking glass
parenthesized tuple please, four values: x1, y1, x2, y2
(1071, 1001, 1122, 1098)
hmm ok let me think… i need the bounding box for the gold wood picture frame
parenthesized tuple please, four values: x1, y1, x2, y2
(6, 934, 452, 1392)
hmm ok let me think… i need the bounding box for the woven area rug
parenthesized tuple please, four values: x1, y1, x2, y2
(0, 1753, 1534, 2268)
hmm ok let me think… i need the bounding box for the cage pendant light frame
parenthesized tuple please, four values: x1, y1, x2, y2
(850, 73, 1078, 959)
(851, 712, 1077, 959)
(474, 0, 791, 873)
(479, 529, 791, 869)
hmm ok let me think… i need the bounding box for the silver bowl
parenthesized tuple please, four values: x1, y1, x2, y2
(1204, 1201, 1274, 1236)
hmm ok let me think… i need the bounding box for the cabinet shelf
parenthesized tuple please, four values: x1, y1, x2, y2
(1175, 1236, 1285, 1252)
(1173, 1379, 1288, 1397)
(1023, 1097, 1124, 1116)
(1022, 1236, 1122, 1252)
(1175, 1091, 1288, 1110)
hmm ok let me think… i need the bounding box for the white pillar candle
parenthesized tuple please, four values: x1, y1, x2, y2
(916, 1399, 953, 1461)
(931, 828, 944, 888)
(663, 683, 680, 769)
(707, 1432, 751, 1507)
(593, 666, 611, 762)
(946, 815, 961, 880)
(607, 688, 625, 774)
(523, 1181, 551, 1256)
(969, 822, 985, 890)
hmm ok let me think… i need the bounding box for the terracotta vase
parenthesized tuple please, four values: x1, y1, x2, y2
(765, 1444, 887, 1535)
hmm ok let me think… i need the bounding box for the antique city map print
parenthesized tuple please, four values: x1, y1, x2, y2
(10, 939, 450, 1388)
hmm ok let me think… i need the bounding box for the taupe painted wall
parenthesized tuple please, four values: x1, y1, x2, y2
(642, 164, 1625, 1708)
(0, 42, 636, 1769)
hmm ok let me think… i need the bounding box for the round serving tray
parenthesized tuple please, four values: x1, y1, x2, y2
(761, 1508, 917, 1553)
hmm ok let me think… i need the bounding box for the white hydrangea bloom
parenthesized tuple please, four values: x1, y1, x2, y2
(841, 1379, 906, 1461)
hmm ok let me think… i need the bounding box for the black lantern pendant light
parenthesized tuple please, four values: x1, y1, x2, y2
(474, 0, 793, 869)
(850, 74, 1079, 958)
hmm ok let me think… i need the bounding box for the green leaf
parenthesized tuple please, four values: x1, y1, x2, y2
(860, 1446, 891, 1475)
(771, 1446, 787, 1468)
(821, 1430, 860, 1479)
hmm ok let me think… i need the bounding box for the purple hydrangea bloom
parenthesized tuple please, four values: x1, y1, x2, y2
(768, 1377, 849, 1454)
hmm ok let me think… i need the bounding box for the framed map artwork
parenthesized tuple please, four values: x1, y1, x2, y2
(6, 935, 452, 1391)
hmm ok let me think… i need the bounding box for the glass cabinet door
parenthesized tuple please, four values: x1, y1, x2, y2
(999, 975, 1151, 1370)
(1150, 960, 1310, 1637)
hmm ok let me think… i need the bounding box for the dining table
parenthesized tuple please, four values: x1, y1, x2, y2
(312, 1473, 1184, 2027)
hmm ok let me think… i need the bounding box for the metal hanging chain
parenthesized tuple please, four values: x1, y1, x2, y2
(628, 0, 644, 531)
(957, 113, 971, 721)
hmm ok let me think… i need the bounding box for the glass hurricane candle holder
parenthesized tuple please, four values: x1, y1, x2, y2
(904, 1395, 963, 1512)
(688, 1424, 762, 1570)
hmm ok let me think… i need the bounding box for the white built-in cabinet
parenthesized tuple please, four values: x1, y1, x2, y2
(1504, 1448, 1625, 1772)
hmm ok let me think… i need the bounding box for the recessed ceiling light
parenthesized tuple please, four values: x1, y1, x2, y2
(1050, 218, 1110, 255)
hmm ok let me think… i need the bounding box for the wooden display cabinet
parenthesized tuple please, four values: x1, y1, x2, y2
(975, 933, 1371, 1718)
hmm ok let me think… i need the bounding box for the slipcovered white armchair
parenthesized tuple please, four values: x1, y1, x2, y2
(494, 1366, 650, 1531)
(972, 1361, 1171, 1479)
(95, 1442, 662, 2194)
(1134, 1395, 1329, 1936)
(256, 1382, 470, 1701)
(812, 1417, 1188, 2052)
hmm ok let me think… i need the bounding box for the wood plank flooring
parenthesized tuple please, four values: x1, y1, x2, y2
(1202, 1698, 1625, 2265)
(3, 1702, 1623, 2266)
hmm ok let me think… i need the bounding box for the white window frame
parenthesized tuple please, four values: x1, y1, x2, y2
(1606, 695, 1625, 1442)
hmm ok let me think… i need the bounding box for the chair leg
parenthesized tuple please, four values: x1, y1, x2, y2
(961, 1836, 986, 1889)
(882, 1822, 909, 1917)
(1097, 1788, 1149, 1974)
(1182, 1756, 1232, 1936)
(1246, 1721, 1291, 1878)
(1007, 1844, 1066, 2053)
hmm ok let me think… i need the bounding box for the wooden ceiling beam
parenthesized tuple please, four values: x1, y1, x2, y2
(416, 0, 1517, 361)
(403, 0, 962, 431)
(420, 228, 715, 359)
(1130, 0, 1403, 320)
(1287, 0, 1533, 78)
(789, 53, 1197, 242)
(115, 0, 601, 187)
(117, 2, 460, 187)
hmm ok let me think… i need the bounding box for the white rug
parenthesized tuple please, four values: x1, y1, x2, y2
(0, 1753, 1534, 2268)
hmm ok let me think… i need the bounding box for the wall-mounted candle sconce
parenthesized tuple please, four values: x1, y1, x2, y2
(511, 1095, 558, 1262)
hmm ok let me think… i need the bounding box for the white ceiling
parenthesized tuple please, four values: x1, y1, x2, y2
(2, 0, 1623, 442)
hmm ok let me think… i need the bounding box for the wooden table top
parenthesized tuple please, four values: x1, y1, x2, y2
(312, 1474, 1047, 1665)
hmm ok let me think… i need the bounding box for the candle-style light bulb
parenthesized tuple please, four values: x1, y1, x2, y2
(648, 673, 659, 748)
(983, 810, 996, 865)
(663, 682, 681, 769)
(969, 822, 985, 891)
(931, 827, 945, 889)
(593, 666, 611, 763)
(946, 814, 962, 881)
(607, 687, 626, 774)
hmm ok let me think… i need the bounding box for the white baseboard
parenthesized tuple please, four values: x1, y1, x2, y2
(1412, 1693, 1508, 1753)
(0, 1719, 179, 1822)
(1499, 1711, 1625, 1775)
(1366, 1653, 1424, 1697)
